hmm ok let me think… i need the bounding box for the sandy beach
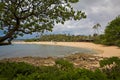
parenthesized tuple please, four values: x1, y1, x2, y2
(13, 42, 120, 57)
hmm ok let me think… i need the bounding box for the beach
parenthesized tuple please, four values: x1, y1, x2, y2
(13, 42, 120, 57)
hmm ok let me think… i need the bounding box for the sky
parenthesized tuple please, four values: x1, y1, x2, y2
(49, 0, 120, 35)
(0, 0, 120, 39)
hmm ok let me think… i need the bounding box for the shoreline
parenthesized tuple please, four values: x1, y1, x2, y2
(13, 41, 120, 57)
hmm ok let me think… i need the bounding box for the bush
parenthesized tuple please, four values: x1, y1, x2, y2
(0, 62, 37, 80)
(99, 57, 120, 67)
(100, 57, 120, 80)
(55, 59, 74, 70)
(115, 40, 120, 47)
(1, 58, 120, 80)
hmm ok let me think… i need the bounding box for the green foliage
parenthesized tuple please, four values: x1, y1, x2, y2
(69, 0, 79, 3)
(55, 59, 74, 71)
(75, 69, 107, 80)
(105, 16, 120, 42)
(104, 65, 120, 80)
(93, 35, 105, 44)
(99, 57, 120, 80)
(0, 0, 86, 42)
(1, 58, 120, 80)
(94, 16, 120, 47)
(0, 62, 37, 80)
(25, 34, 93, 42)
(115, 40, 120, 47)
(0, 60, 107, 80)
(100, 57, 120, 67)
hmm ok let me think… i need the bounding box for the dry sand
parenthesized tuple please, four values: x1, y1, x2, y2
(13, 42, 120, 57)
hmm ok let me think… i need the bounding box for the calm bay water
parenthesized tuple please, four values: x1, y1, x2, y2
(0, 44, 97, 59)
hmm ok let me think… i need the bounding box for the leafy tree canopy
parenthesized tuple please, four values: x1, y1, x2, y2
(104, 16, 120, 45)
(0, 0, 86, 43)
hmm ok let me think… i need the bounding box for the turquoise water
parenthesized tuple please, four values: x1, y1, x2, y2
(0, 44, 97, 59)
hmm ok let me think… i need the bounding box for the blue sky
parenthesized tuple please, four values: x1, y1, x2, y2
(1, 0, 120, 39)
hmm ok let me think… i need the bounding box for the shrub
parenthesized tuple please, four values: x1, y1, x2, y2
(100, 57, 120, 80)
(0, 62, 37, 80)
(115, 40, 120, 47)
(99, 57, 120, 67)
(1, 58, 120, 80)
(55, 59, 74, 71)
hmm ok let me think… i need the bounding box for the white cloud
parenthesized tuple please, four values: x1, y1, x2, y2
(19, 0, 120, 38)
(48, 0, 120, 35)
(48, 19, 95, 35)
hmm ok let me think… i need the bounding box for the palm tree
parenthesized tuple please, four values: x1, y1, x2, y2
(93, 23, 101, 36)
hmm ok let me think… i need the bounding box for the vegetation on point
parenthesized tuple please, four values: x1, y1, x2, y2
(0, 57, 120, 80)
(24, 34, 93, 42)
